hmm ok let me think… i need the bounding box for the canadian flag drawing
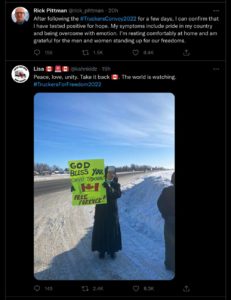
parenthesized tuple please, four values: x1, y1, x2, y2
(81, 183, 99, 192)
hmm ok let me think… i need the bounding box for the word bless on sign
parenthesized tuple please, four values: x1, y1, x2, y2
(68, 159, 107, 206)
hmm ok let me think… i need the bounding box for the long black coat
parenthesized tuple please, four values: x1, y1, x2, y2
(157, 185, 175, 219)
(157, 185, 175, 270)
(91, 178, 122, 253)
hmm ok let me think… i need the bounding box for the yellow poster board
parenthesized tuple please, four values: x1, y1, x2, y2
(68, 159, 107, 206)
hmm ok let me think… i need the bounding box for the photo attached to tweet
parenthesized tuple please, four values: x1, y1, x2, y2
(33, 92, 175, 283)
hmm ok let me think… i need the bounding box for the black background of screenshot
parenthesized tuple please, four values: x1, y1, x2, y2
(5, 0, 227, 299)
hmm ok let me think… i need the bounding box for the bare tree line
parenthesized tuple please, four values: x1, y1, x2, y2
(34, 163, 68, 175)
(34, 163, 167, 175)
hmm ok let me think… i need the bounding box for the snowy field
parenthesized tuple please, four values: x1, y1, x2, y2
(34, 170, 175, 280)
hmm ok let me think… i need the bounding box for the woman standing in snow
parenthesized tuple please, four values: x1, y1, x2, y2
(91, 166, 122, 259)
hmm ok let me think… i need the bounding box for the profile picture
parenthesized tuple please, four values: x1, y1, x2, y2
(11, 65, 30, 83)
(11, 7, 29, 24)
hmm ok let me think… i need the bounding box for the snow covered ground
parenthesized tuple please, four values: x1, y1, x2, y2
(34, 170, 174, 280)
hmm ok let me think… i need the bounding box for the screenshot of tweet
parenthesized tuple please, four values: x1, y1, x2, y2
(5, 0, 227, 299)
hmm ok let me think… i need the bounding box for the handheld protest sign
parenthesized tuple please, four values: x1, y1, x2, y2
(68, 159, 107, 206)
